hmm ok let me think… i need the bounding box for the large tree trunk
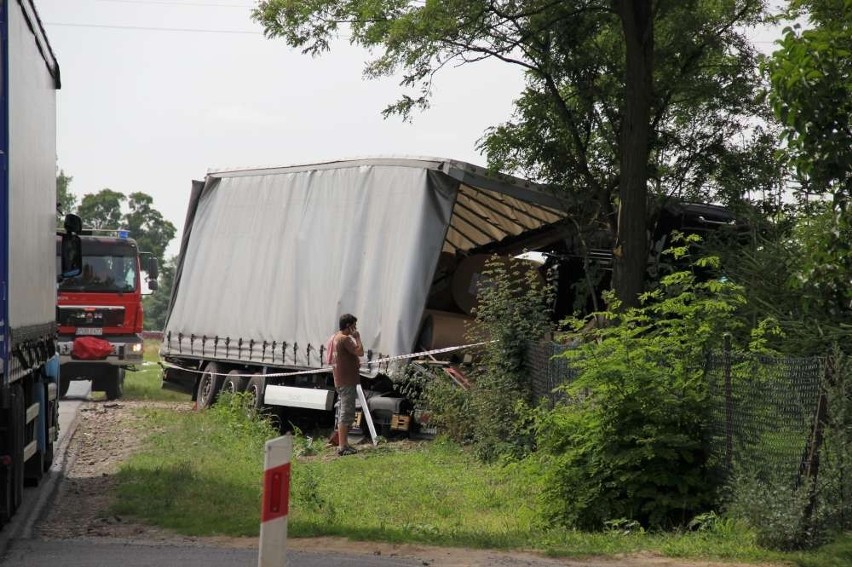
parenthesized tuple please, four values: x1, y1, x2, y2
(613, 0, 653, 308)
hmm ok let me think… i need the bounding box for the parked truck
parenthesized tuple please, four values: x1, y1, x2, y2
(56, 231, 159, 400)
(159, 158, 572, 433)
(0, 0, 82, 524)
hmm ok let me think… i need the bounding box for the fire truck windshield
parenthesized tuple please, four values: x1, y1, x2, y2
(57, 254, 138, 293)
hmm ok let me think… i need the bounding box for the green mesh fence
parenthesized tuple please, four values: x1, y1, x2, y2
(526, 342, 852, 530)
(527, 341, 577, 406)
(704, 352, 824, 483)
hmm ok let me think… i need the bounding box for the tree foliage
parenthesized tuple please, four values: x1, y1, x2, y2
(142, 255, 176, 331)
(727, 0, 852, 355)
(77, 189, 126, 231)
(56, 170, 77, 226)
(67, 186, 176, 265)
(765, 0, 852, 195)
(124, 192, 177, 263)
(716, 206, 852, 355)
(252, 0, 776, 307)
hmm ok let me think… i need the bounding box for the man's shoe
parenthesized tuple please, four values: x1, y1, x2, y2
(337, 446, 358, 456)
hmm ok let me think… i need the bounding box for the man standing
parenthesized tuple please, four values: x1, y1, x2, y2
(331, 313, 364, 456)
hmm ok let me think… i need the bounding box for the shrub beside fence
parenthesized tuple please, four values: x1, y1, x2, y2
(526, 341, 852, 540)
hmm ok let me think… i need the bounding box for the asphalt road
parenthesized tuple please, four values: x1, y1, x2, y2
(0, 381, 423, 567)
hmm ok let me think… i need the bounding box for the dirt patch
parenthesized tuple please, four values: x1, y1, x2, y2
(36, 400, 196, 543)
(36, 400, 783, 567)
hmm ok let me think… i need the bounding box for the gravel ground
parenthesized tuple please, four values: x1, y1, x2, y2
(33, 400, 784, 567)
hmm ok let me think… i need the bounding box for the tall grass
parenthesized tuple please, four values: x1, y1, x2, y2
(123, 339, 188, 401)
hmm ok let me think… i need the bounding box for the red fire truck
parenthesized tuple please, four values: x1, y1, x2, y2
(56, 231, 159, 399)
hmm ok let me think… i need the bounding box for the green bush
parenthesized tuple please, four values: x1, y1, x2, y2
(725, 470, 831, 551)
(537, 238, 746, 530)
(458, 256, 554, 461)
(422, 371, 472, 442)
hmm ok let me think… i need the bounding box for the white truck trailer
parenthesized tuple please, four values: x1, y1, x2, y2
(0, 0, 82, 523)
(159, 158, 570, 432)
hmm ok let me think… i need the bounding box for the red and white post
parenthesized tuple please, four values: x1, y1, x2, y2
(258, 434, 293, 567)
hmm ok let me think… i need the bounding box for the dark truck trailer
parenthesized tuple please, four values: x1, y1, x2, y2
(159, 158, 572, 435)
(0, 0, 82, 525)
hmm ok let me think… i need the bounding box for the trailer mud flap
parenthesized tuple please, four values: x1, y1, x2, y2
(263, 385, 334, 411)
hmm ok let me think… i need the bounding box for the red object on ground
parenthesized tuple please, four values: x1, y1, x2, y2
(72, 336, 113, 360)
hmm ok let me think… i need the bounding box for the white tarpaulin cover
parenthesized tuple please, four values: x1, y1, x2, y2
(161, 158, 567, 368)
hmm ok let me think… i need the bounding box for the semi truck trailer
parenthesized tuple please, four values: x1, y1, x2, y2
(159, 158, 571, 433)
(0, 0, 82, 524)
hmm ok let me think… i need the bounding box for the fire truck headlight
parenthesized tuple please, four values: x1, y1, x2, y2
(131, 343, 143, 353)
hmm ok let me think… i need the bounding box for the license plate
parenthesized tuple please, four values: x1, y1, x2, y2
(75, 328, 103, 336)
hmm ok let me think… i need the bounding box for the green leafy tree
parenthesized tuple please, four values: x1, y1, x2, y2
(56, 170, 77, 226)
(728, 0, 852, 354)
(765, 0, 851, 196)
(75, 188, 176, 265)
(124, 192, 177, 264)
(252, 0, 775, 307)
(77, 189, 126, 230)
(142, 255, 175, 331)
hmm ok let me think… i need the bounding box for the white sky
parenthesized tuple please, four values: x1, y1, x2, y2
(35, 0, 785, 258)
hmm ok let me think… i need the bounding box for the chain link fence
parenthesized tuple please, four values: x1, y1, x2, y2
(704, 352, 823, 481)
(527, 341, 577, 406)
(526, 342, 852, 531)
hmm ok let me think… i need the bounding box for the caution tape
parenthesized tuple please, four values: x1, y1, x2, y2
(160, 340, 494, 379)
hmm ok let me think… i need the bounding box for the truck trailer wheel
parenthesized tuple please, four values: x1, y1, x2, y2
(0, 384, 26, 522)
(222, 370, 248, 395)
(245, 374, 266, 411)
(59, 374, 70, 398)
(24, 384, 45, 486)
(196, 362, 224, 409)
(104, 368, 126, 401)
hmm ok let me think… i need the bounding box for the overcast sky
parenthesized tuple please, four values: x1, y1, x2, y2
(36, 0, 784, 258)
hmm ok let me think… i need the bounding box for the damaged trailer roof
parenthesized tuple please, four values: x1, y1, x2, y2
(207, 158, 569, 255)
(162, 158, 571, 369)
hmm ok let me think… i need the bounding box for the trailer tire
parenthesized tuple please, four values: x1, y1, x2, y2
(9, 384, 24, 514)
(25, 383, 45, 485)
(0, 469, 9, 527)
(222, 370, 249, 395)
(245, 374, 266, 411)
(104, 368, 126, 401)
(197, 362, 224, 409)
(0, 385, 25, 523)
(59, 374, 71, 398)
(43, 437, 54, 473)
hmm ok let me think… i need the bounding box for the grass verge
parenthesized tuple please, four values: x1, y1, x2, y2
(110, 342, 850, 564)
(109, 394, 852, 565)
(123, 339, 189, 401)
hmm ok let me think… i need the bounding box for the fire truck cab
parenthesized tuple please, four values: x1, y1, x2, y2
(56, 231, 158, 399)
